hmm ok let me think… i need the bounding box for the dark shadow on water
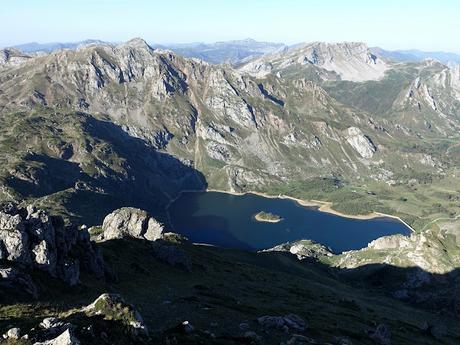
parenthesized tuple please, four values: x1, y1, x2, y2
(173, 214, 253, 251)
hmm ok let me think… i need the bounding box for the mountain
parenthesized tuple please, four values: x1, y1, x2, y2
(2, 37, 460, 344)
(0, 48, 32, 67)
(371, 47, 460, 64)
(10, 38, 460, 66)
(0, 38, 460, 228)
(9, 38, 285, 65)
(157, 38, 286, 64)
(10, 39, 108, 53)
(240, 42, 389, 81)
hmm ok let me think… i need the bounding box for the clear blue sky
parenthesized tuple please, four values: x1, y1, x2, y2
(2, 0, 459, 53)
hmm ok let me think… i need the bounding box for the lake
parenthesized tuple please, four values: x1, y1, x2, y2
(167, 191, 412, 253)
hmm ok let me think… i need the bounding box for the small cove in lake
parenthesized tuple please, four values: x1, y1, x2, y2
(167, 191, 412, 253)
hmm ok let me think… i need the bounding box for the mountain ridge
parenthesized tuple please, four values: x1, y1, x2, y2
(2, 36, 460, 344)
(1, 38, 460, 232)
(7, 38, 460, 65)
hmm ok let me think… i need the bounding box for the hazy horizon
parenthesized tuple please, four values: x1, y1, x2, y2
(2, 0, 460, 54)
(5, 37, 460, 57)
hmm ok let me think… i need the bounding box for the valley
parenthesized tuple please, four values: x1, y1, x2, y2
(1, 35, 460, 344)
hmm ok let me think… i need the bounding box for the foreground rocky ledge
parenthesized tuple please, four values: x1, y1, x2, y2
(0, 203, 104, 287)
(1, 204, 459, 344)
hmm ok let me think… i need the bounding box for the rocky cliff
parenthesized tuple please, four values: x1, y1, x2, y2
(0, 202, 104, 291)
(240, 42, 388, 81)
(1, 38, 460, 231)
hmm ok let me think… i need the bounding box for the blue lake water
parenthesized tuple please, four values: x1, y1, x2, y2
(167, 191, 411, 253)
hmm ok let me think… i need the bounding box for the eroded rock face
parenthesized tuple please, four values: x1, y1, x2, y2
(0, 48, 31, 68)
(0, 203, 104, 286)
(345, 127, 377, 158)
(101, 207, 164, 241)
(240, 42, 388, 82)
(205, 70, 257, 128)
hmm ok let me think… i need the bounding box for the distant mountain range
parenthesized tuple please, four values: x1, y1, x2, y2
(8, 38, 460, 65)
(152, 38, 286, 64)
(8, 38, 286, 65)
(11, 39, 108, 53)
(370, 47, 460, 64)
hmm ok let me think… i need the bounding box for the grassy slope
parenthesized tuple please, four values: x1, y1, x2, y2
(1, 239, 460, 344)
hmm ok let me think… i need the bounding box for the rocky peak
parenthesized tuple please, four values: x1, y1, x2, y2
(120, 37, 152, 51)
(0, 48, 31, 67)
(295, 41, 371, 59)
(240, 41, 388, 81)
(448, 62, 460, 98)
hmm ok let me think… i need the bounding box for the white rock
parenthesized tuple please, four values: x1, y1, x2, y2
(33, 329, 80, 345)
(345, 127, 376, 158)
(102, 207, 164, 241)
(4, 327, 21, 339)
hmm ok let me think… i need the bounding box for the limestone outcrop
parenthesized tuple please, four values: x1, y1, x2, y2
(101, 207, 164, 241)
(0, 203, 104, 286)
(83, 293, 148, 336)
(345, 127, 377, 159)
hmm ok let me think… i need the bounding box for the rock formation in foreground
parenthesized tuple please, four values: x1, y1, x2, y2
(0, 202, 104, 291)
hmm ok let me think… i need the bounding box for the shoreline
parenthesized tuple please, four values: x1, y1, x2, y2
(166, 188, 415, 232)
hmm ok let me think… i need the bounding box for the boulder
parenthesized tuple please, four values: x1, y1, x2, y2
(37, 317, 72, 340)
(151, 241, 192, 271)
(181, 321, 195, 334)
(83, 293, 148, 336)
(3, 327, 21, 339)
(369, 324, 391, 345)
(33, 329, 80, 345)
(40, 317, 67, 330)
(101, 207, 164, 241)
